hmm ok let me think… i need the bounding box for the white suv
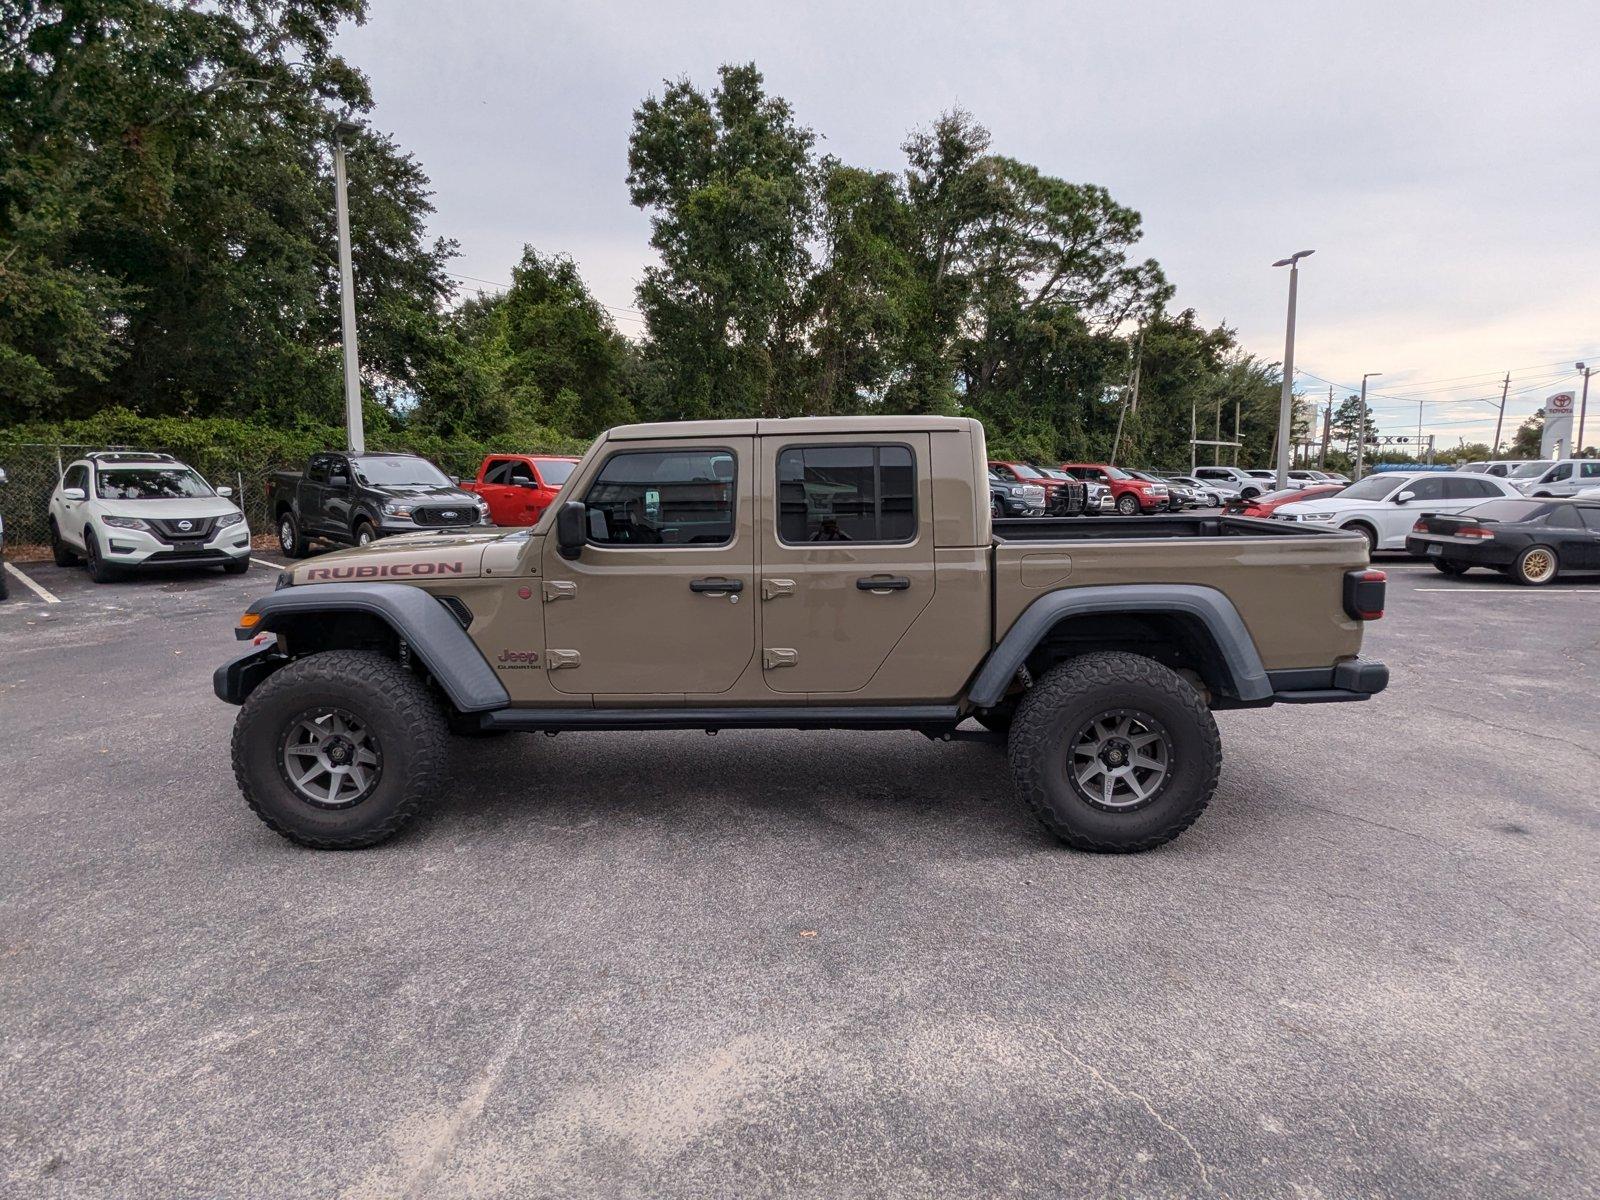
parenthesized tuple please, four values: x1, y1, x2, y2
(48, 452, 252, 582)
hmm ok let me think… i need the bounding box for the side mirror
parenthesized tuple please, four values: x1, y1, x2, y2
(328, 473, 349, 489)
(555, 500, 587, 559)
(1394, 490, 1415, 505)
(216, 485, 234, 498)
(62, 487, 86, 502)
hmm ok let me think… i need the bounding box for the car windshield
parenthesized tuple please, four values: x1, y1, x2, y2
(537, 460, 576, 486)
(1247, 470, 1275, 479)
(1464, 499, 1545, 522)
(1339, 474, 1411, 501)
(1101, 466, 1132, 481)
(1036, 468, 1068, 479)
(1509, 461, 1553, 479)
(1006, 464, 1043, 479)
(351, 457, 451, 487)
(96, 467, 213, 500)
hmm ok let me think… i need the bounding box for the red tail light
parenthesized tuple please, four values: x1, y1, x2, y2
(1411, 519, 1428, 533)
(1343, 568, 1387, 621)
(1456, 526, 1495, 539)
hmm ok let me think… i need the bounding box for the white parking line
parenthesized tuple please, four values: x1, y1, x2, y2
(4, 562, 61, 604)
(251, 558, 285, 571)
(1411, 587, 1593, 594)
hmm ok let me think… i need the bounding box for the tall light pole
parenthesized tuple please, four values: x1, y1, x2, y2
(1353, 372, 1381, 481)
(1271, 250, 1314, 489)
(332, 118, 365, 454)
(1577, 362, 1594, 457)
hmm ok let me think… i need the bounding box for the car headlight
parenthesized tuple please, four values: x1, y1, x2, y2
(1009, 486, 1025, 496)
(102, 515, 152, 531)
(475, 498, 491, 522)
(218, 510, 245, 528)
(1301, 513, 1337, 522)
(383, 501, 415, 517)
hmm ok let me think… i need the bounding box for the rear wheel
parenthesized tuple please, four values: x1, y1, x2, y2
(1512, 545, 1559, 586)
(84, 528, 120, 583)
(1431, 559, 1469, 575)
(1008, 652, 1220, 853)
(278, 511, 309, 559)
(49, 519, 78, 566)
(232, 649, 449, 849)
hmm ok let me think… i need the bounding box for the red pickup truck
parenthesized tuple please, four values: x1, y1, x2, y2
(458, 454, 580, 526)
(1060, 463, 1169, 515)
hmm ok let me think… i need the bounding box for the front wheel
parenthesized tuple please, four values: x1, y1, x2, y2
(354, 520, 378, 547)
(231, 649, 450, 848)
(990, 495, 1004, 520)
(1115, 493, 1139, 515)
(1008, 652, 1220, 852)
(224, 556, 251, 575)
(1512, 545, 1559, 586)
(84, 528, 120, 583)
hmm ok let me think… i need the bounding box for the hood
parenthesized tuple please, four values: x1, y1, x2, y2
(369, 483, 479, 504)
(1275, 496, 1358, 516)
(288, 527, 508, 584)
(97, 497, 243, 520)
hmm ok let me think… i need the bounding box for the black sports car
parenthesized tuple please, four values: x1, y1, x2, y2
(1404, 498, 1600, 585)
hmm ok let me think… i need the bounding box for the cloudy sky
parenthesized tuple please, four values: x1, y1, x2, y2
(340, 0, 1600, 450)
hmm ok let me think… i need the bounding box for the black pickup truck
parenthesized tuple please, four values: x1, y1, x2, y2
(267, 452, 490, 557)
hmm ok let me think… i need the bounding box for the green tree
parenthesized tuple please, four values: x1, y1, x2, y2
(0, 0, 454, 424)
(1510, 408, 1544, 458)
(627, 63, 816, 421)
(1331, 394, 1379, 459)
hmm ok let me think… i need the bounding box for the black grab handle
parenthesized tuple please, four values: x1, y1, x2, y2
(690, 577, 745, 593)
(856, 576, 911, 591)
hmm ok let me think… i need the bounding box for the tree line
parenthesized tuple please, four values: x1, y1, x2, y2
(4, 1, 1314, 468)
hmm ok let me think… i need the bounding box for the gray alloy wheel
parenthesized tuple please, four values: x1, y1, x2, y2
(279, 515, 295, 553)
(1116, 493, 1139, 515)
(355, 521, 376, 546)
(278, 708, 383, 808)
(1068, 708, 1171, 812)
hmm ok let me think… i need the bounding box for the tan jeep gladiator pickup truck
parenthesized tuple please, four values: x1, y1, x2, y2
(217, 416, 1388, 852)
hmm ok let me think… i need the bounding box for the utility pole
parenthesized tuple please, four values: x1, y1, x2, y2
(1577, 362, 1594, 456)
(1190, 398, 1198, 474)
(1354, 372, 1381, 481)
(1271, 250, 1313, 489)
(332, 119, 365, 454)
(1491, 372, 1510, 456)
(1232, 401, 1241, 467)
(1213, 396, 1223, 465)
(1320, 386, 1332, 467)
(1416, 398, 1424, 463)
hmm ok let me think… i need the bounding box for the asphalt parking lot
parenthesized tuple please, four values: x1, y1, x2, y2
(1, 550, 1596, 1199)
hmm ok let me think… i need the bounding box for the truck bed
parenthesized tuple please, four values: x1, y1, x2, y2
(990, 513, 1370, 672)
(992, 513, 1341, 542)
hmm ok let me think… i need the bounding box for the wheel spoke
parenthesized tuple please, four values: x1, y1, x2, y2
(1132, 751, 1165, 771)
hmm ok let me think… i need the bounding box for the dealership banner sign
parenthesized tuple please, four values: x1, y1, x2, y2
(1542, 392, 1575, 458)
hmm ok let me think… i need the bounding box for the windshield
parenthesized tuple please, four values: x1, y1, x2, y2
(1004, 463, 1043, 479)
(538, 459, 576, 486)
(1036, 468, 1068, 479)
(1509, 461, 1554, 479)
(1101, 466, 1132, 481)
(351, 457, 452, 487)
(96, 467, 213, 500)
(1339, 474, 1410, 501)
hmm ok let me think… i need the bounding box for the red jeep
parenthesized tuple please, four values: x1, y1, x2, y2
(459, 454, 580, 526)
(1060, 464, 1168, 514)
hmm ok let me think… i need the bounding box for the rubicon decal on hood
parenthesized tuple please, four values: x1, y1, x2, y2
(303, 561, 467, 581)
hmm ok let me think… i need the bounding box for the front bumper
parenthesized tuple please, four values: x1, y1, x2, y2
(100, 522, 251, 566)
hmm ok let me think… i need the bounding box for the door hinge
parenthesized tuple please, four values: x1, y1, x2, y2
(545, 649, 581, 670)
(542, 580, 577, 602)
(763, 648, 798, 670)
(761, 577, 796, 601)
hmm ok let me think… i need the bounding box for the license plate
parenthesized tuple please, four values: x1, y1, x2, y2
(1427, 543, 1443, 556)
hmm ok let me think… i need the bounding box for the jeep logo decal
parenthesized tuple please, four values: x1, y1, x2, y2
(302, 562, 467, 581)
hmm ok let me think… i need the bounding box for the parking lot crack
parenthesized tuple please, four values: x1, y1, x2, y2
(1419, 706, 1597, 762)
(1030, 1026, 1223, 1195)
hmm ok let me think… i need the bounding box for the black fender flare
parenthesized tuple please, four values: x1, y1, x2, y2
(967, 584, 1272, 707)
(219, 582, 509, 712)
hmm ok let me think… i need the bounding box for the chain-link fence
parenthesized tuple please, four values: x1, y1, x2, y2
(0, 442, 519, 547)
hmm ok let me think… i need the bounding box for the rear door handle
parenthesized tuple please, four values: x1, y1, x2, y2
(690, 577, 744, 594)
(856, 576, 911, 591)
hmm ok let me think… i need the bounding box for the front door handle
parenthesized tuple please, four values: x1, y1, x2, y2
(690, 577, 745, 594)
(856, 576, 911, 592)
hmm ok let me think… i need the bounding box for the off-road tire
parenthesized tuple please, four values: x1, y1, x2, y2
(1008, 651, 1221, 853)
(1512, 544, 1559, 586)
(1115, 493, 1140, 515)
(50, 519, 78, 566)
(232, 649, 449, 849)
(84, 528, 120, 583)
(354, 519, 378, 547)
(278, 511, 309, 559)
(224, 556, 251, 575)
(1431, 559, 1469, 575)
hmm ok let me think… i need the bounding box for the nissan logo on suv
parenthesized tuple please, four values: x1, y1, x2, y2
(178, 519, 193, 531)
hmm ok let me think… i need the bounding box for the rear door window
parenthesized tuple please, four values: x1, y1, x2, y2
(777, 445, 915, 544)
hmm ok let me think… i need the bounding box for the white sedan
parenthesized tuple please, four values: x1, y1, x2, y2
(1272, 470, 1523, 552)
